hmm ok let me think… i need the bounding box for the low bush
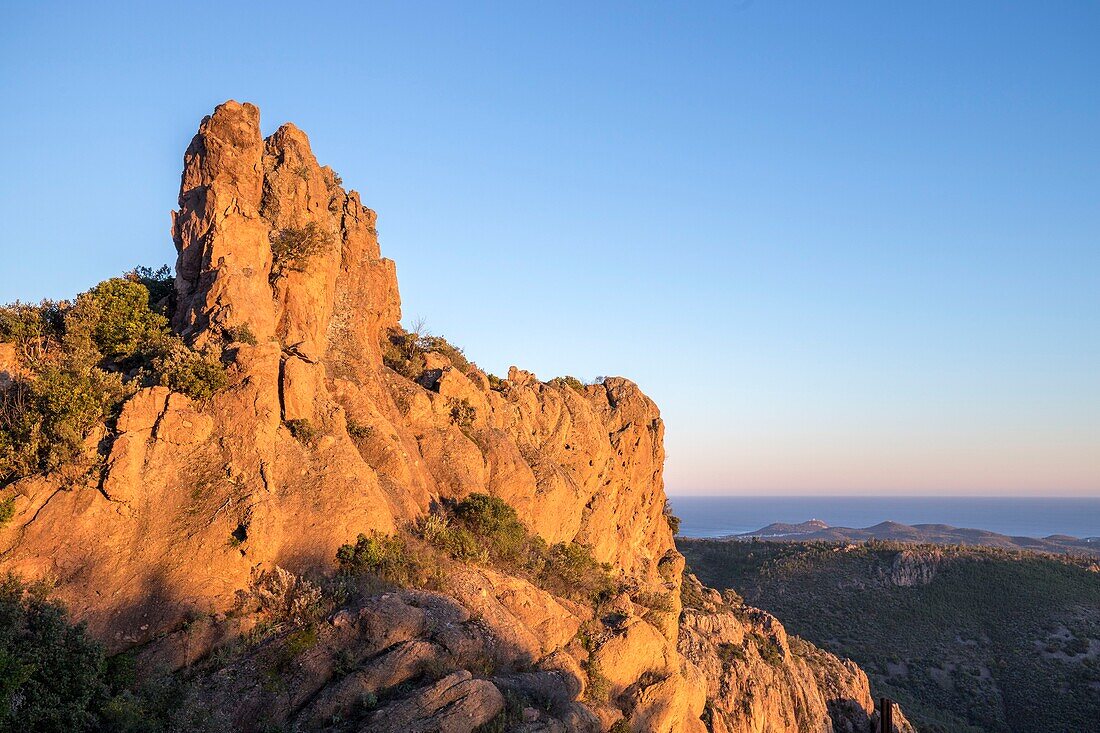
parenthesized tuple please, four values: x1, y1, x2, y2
(0, 574, 108, 732)
(345, 419, 372, 440)
(413, 513, 484, 562)
(381, 327, 473, 382)
(285, 419, 318, 447)
(716, 641, 747, 664)
(749, 631, 784, 665)
(339, 495, 616, 605)
(417, 335, 471, 373)
(663, 500, 681, 535)
(540, 541, 616, 604)
(72, 278, 171, 363)
(445, 493, 529, 563)
(448, 397, 477, 428)
(241, 566, 324, 631)
(0, 574, 228, 733)
(633, 590, 676, 613)
(222, 324, 257, 346)
(582, 658, 611, 703)
(336, 531, 427, 588)
(0, 271, 231, 483)
(125, 265, 175, 317)
(0, 300, 63, 347)
(548, 375, 585, 392)
(420, 493, 616, 606)
(270, 223, 334, 273)
(1, 355, 125, 480)
(152, 343, 226, 402)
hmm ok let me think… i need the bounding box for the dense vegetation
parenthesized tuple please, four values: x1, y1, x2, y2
(0, 574, 224, 733)
(338, 493, 617, 607)
(679, 539, 1100, 733)
(0, 268, 227, 485)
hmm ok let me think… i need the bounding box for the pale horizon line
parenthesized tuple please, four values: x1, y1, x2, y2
(665, 493, 1100, 499)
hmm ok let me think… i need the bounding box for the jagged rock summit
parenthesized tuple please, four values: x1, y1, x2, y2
(0, 101, 910, 732)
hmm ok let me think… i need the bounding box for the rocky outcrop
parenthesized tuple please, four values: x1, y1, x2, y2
(678, 575, 914, 733)
(0, 101, 903, 732)
(885, 549, 941, 587)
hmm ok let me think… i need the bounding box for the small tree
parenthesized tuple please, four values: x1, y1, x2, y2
(270, 223, 334, 274)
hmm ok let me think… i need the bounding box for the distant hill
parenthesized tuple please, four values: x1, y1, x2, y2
(727, 519, 1100, 557)
(679, 538, 1100, 733)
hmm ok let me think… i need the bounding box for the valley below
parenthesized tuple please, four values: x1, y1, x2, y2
(679, 538, 1100, 732)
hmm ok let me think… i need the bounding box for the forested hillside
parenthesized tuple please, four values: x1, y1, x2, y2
(680, 539, 1100, 733)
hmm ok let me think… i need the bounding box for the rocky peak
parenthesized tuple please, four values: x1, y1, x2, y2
(0, 101, 910, 733)
(172, 100, 399, 365)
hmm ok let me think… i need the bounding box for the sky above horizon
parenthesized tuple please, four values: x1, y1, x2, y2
(1, 2, 1097, 496)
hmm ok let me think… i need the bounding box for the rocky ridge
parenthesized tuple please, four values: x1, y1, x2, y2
(0, 101, 909, 732)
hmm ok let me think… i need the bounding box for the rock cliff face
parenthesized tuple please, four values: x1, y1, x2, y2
(0, 102, 907, 732)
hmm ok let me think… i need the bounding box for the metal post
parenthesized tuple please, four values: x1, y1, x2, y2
(879, 697, 893, 733)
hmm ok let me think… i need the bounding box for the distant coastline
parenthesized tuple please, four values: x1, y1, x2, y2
(669, 495, 1100, 541)
(714, 518, 1100, 557)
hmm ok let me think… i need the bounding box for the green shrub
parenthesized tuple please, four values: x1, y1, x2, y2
(414, 513, 483, 562)
(419, 494, 616, 606)
(0, 576, 227, 733)
(486, 373, 505, 391)
(381, 328, 473, 382)
(222, 324, 257, 346)
(336, 531, 424, 587)
(71, 278, 170, 362)
(749, 631, 784, 665)
(582, 658, 611, 703)
(633, 590, 676, 614)
(284, 625, 318, 657)
(0, 276, 230, 483)
(381, 329, 423, 379)
(0, 301, 63, 346)
(152, 344, 226, 402)
(417, 335, 471, 372)
(285, 419, 317, 447)
(270, 223, 333, 273)
(345, 420, 372, 440)
(0, 574, 107, 732)
(1, 271, 233, 481)
(448, 397, 476, 428)
(549, 375, 585, 392)
(1, 355, 125, 481)
(125, 265, 175, 316)
(68, 276, 227, 403)
(663, 500, 681, 535)
(447, 493, 529, 563)
(716, 641, 747, 665)
(541, 541, 616, 605)
(0, 498, 13, 527)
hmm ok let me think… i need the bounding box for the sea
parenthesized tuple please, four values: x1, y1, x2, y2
(668, 496, 1100, 540)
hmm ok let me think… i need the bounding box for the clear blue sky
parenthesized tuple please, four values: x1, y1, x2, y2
(1, 2, 1097, 495)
